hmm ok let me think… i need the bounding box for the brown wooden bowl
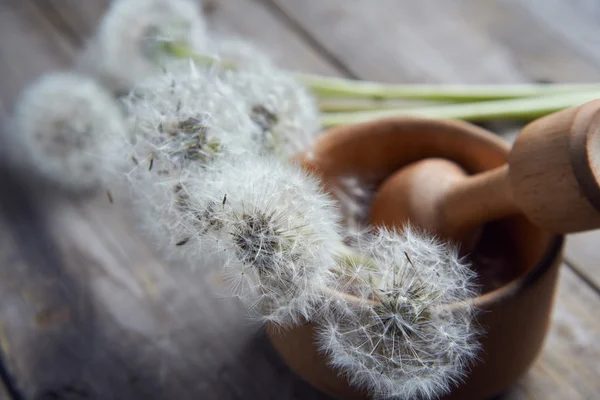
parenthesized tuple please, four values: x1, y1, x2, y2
(268, 118, 564, 400)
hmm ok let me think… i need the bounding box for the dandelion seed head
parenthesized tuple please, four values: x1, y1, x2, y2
(7, 72, 128, 190)
(180, 155, 343, 326)
(319, 226, 481, 400)
(231, 67, 321, 158)
(123, 64, 258, 181)
(80, 0, 207, 92)
(209, 40, 321, 158)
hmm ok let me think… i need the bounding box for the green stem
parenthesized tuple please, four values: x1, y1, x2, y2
(298, 73, 600, 101)
(159, 41, 237, 69)
(318, 97, 450, 112)
(157, 41, 600, 103)
(320, 90, 600, 127)
(332, 243, 379, 274)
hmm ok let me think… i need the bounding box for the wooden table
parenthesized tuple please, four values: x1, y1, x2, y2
(0, 1, 599, 399)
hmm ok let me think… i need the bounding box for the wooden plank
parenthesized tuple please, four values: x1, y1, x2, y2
(32, 0, 110, 42)
(263, 0, 525, 83)
(508, 0, 600, 68)
(267, 0, 600, 83)
(451, 0, 600, 83)
(506, 266, 600, 400)
(0, 1, 73, 114)
(565, 231, 600, 287)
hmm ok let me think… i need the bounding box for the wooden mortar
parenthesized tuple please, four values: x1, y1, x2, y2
(268, 117, 565, 400)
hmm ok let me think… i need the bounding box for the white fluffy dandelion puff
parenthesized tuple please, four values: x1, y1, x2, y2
(79, 0, 208, 92)
(179, 155, 343, 326)
(123, 64, 260, 260)
(6, 72, 128, 190)
(123, 63, 258, 179)
(211, 42, 322, 159)
(319, 226, 481, 400)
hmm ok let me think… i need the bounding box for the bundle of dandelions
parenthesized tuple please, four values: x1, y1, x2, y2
(80, 0, 600, 131)
(5, 72, 128, 190)
(320, 227, 480, 399)
(121, 59, 321, 256)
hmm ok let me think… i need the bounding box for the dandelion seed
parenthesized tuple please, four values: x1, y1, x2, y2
(78, 0, 208, 92)
(318, 226, 481, 400)
(176, 238, 190, 246)
(6, 72, 128, 190)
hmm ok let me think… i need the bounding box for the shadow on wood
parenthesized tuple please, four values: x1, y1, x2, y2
(0, 163, 334, 400)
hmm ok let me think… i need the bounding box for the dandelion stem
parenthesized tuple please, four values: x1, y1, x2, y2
(298, 73, 600, 101)
(158, 40, 237, 69)
(155, 40, 600, 103)
(320, 90, 600, 127)
(332, 243, 379, 274)
(317, 97, 450, 112)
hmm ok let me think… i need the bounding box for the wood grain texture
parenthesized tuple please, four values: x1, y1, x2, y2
(265, 0, 525, 83)
(267, 0, 600, 83)
(505, 266, 600, 400)
(0, 1, 73, 114)
(0, 0, 598, 399)
(565, 231, 600, 287)
(0, 379, 12, 400)
(507, 0, 600, 67)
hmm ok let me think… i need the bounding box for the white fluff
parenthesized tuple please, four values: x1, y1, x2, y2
(123, 63, 257, 175)
(79, 0, 207, 92)
(122, 63, 259, 259)
(7, 72, 128, 190)
(222, 65, 321, 159)
(203, 37, 322, 159)
(319, 226, 481, 400)
(178, 155, 343, 326)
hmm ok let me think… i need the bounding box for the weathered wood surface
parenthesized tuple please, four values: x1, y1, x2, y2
(0, 0, 599, 399)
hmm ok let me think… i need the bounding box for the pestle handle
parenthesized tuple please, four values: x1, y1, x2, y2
(508, 100, 600, 233)
(442, 164, 518, 239)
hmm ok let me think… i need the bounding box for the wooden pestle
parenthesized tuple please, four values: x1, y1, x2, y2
(370, 100, 600, 250)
